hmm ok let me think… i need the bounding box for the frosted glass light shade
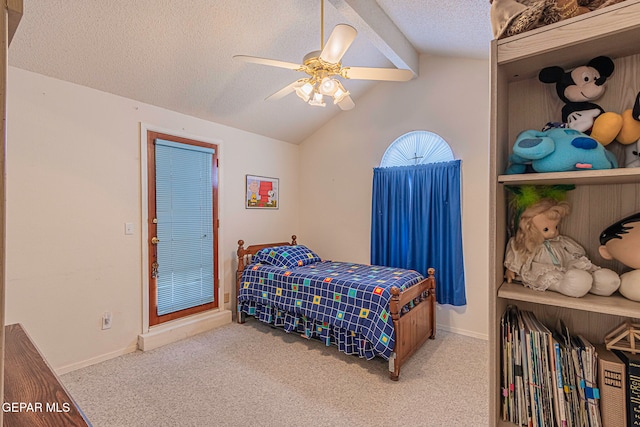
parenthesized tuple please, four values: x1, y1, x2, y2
(295, 82, 314, 102)
(332, 82, 349, 103)
(319, 77, 338, 95)
(308, 92, 326, 107)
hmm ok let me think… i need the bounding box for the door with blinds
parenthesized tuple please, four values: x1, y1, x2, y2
(147, 131, 219, 326)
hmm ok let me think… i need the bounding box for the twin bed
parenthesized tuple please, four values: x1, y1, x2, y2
(235, 235, 436, 380)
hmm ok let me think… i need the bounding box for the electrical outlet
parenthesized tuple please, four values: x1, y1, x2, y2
(224, 292, 230, 303)
(102, 311, 112, 330)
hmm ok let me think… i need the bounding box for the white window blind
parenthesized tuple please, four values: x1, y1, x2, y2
(155, 139, 215, 316)
(379, 131, 454, 167)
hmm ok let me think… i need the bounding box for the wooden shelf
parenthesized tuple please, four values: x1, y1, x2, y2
(497, 0, 640, 81)
(3, 324, 90, 427)
(498, 281, 640, 319)
(498, 168, 640, 185)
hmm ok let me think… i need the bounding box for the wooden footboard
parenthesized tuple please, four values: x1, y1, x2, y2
(388, 267, 436, 381)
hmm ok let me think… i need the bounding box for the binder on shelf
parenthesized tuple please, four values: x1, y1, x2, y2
(596, 344, 626, 427)
(612, 349, 640, 427)
(517, 309, 532, 427)
(574, 335, 601, 427)
(501, 305, 531, 426)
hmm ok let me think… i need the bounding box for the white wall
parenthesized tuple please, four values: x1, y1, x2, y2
(5, 67, 299, 371)
(5, 53, 490, 373)
(299, 54, 490, 339)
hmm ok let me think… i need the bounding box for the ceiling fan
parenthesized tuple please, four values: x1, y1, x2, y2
(233, 0, 413, 110)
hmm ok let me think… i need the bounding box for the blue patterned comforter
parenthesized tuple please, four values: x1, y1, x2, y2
(238, 260, 424, 360)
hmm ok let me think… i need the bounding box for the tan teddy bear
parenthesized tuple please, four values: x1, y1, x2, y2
(490, 0, 627, 39)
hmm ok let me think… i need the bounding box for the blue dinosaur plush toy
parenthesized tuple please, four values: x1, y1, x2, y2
(505, 127, 618, 174)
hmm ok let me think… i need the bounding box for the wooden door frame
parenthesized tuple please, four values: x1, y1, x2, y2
(146, 130, 219, 327)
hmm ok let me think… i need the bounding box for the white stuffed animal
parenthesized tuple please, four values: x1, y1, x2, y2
(599, 212, 640, 301)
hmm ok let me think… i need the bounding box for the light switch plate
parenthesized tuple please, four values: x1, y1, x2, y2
(125, 222, 134, 235)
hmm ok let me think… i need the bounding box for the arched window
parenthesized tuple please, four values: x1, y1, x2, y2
(380, 130, 454, 167)
(371, 130, 465, 306)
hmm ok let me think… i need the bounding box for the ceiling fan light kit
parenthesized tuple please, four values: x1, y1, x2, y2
(290, 38, 356, 109)
(234, 0, 413, 111)
(296, 75, 350, 108)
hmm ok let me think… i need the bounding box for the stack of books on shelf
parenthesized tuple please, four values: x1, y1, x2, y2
(501, 305, 601, 427)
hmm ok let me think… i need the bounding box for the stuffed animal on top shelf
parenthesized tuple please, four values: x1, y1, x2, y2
(538, 56, 640, 147)
(505, 127, 617, 174)
(599, 212, 640, 301)
(489, 0, 626, 39)
(504, 198, 620, 297)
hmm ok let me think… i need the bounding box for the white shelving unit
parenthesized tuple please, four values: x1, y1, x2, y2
(489, 2, 640, 425)
(0, 2, 24, 426)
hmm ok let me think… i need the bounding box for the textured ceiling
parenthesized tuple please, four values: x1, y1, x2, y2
(8, 0, 492, 144)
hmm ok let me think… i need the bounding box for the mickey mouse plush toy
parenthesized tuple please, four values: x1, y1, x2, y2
(539, 55, 640, 147)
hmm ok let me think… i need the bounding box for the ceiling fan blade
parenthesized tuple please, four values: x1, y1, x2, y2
(343, 66, 414, 82)
(336, 95, 355, 110)
(319, 24, 357, 64)
(233, 55, 302, 70)
(265, 80, 306, 101)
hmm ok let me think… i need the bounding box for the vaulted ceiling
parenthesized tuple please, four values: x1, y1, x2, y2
(8, 0, 492, 144)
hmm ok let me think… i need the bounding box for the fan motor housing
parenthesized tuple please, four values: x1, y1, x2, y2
(302, 50, 342, 78)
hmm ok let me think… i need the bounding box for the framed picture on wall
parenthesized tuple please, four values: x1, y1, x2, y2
(245, 175, 279, 209)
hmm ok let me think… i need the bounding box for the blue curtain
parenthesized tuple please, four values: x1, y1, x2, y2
(371, 160, 466, 306)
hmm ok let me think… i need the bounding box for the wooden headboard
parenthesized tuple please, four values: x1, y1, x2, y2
(235, 235, 297, 314)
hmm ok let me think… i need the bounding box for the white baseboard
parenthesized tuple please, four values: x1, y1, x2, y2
(138, 309, 232, 352)
(55, 343, 139, 375)
(437, 325, 488, 341)
(55, 310, 232, 375)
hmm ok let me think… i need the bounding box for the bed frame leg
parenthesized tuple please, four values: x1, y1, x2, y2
(388, 352, 400, 381)
(237, 310, 246, 324)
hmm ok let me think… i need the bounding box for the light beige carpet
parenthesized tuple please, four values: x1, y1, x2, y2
(62, 320, 489, 426)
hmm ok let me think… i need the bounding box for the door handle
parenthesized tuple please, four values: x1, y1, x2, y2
(151, 237, 160, 244)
